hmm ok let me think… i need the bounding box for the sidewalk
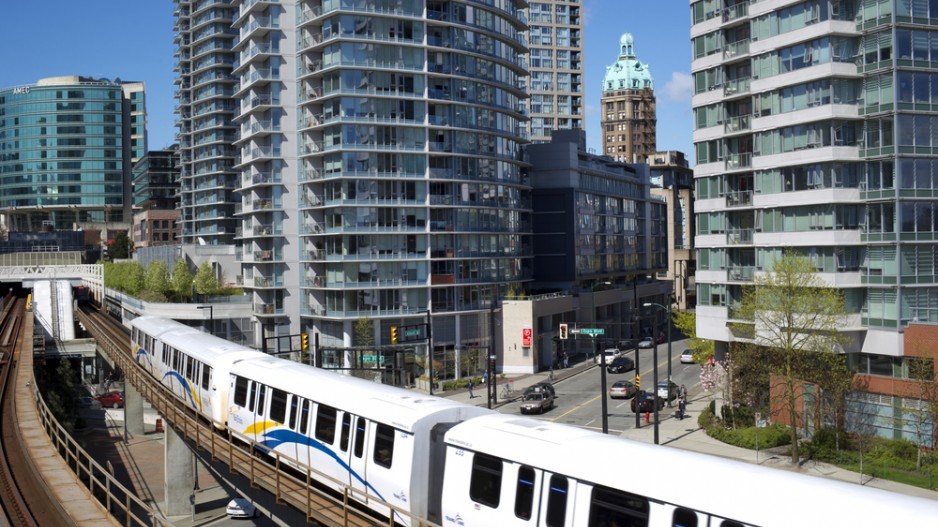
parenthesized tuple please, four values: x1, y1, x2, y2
(434, 361, 938, 502)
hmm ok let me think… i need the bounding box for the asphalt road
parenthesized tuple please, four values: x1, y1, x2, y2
(502, 338, 700, 433)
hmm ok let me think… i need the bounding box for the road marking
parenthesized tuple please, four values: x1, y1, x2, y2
(585, 419, 595, 427)
(616, 402, 626, 409)
(550, 394, 600, 422)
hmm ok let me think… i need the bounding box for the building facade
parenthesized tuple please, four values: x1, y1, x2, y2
(132, 208, 181, 248)
(692, 1, 938, 369)
(132, 146, 181, 211)
(0, 76, 146, 232)
(601, 33, 656, 163)
(524, 0, 585, 143)
(219, 0, 532, 371)
(173, 0, 240, 246)
(650, 151, 696, 310)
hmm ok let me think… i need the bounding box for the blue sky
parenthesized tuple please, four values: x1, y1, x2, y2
(1, 1, 693, 161)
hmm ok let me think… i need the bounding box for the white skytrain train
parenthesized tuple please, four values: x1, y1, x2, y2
(131, 316, 937, 526)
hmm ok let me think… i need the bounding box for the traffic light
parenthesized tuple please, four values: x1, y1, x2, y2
(390, 325, 398, 344)
(635, 374, 641, 389)
(300, 332, 309, 352)
(558, 323, 568, 340)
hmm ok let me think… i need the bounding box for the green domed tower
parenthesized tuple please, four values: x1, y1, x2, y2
(601, 33, 657, 163)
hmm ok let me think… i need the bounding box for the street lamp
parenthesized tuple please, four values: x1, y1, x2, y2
(591, 281, 613, 434)
(196, 305, 213, 336)
(644, 301, 673, 408)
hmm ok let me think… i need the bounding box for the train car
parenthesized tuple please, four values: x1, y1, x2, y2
(131, 316, 265, 427)
(438, 414, 938, 527)
(227, 355, 492, 526)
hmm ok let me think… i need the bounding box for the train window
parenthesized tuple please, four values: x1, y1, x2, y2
(300, 400, 311, 435)
(469, 453, 503, 509)
(234, 377, 248, 407)
(315, 404, 337, 443)
(289, 397, 299, 429)
(340, 413, 351, 451)
(185, 356, 194, 380)
(257, 385, 267, 416)
(587, 485, 649, 527)
(673, 508, 698, 527)
(354, 417, 366, 458)
(373, 423, 394, 468)
(201, 366, 211, 390)
(270, 388, 287, 423)
(720, 522, 744, 527)
(248, 382, 257, 412)
(546, 475, 568, 527)
(514, 465, 535, 520)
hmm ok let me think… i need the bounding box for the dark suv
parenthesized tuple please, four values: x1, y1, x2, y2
(630, 391, 664, 413)
(607, 356, 635, 374)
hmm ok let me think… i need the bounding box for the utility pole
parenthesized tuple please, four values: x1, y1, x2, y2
(427, 305, 434, 396)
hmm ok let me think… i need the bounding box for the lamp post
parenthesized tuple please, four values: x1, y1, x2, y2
(196, 305, 213, 336)
(644, 301, 673, 407)
(591, 281, 613, 434)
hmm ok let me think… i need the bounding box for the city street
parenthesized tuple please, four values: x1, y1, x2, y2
(501, 337, 698, 433)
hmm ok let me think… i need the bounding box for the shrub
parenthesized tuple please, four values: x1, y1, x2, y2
(707, 423, 791, 450)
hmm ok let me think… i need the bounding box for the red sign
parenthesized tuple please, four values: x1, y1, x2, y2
(522, 328, 532, 347)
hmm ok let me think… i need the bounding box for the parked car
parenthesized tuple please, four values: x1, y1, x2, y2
(520, 392, 554, 414)
(637, 337, 655, 349)
(680, 349, 695, 364)
(95, 391, 124, 409)
(630, 391, 665, 413)
(607, 356, 635, 374)
(657, 380, 679, 401)
(608, 380, 638, 399)
(523, 382, 556, 399)
(226, 498, 258, 518)
(616, 339, 635, 352)
(600, 348, 620, 365)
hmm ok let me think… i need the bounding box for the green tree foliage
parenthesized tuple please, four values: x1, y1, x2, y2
(144, 261, 171, 298)
(672, 309, 714, 364)
(733, 251, 848, 465)
(353, 317, 375, 347)
(172, 259, 194, 301)
(109, 230, 132, 259)
(907, 355, 938, 469)
(103, 261, 145, 295)
(194, 261, 219, 296)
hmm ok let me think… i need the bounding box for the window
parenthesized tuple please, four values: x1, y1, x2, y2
(354, 417, 366, 458)
(256, 385, 267, 416)
(340, 413, 352, 451)
(546, 475, 568, 527)
(373, 423, 395, 468)
(248, 381, 257, 412)
(234, 376, 248, 407)
(201, 366, 211, 390)
(469, 453, 503, 508)
(514, 466, 535, 520)
(587, 485, 649, 526)
(672, 508, 698, 527)
(270, 388, 287, 423)
(315, 404, 337, 443)
(300, 400, 311, 435)
(289, 396, 299, 429)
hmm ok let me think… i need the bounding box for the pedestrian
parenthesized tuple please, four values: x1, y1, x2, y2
(678, 397, 686, 420)
(679, 384, 686, 400)
(467, 379, 476, 398)
(482, 370, 488, 385)
(563, 352, 569, 369)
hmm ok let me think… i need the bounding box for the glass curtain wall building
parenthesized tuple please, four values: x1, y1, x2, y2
(174, 0, 240, 245)
(691, 1, 938, 360)
(228, 0, 531, 354)
(0, 76, 146, 232)
(524, 0, 584, 143)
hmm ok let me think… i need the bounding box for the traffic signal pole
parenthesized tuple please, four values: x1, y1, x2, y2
(598, 337, 608, 434)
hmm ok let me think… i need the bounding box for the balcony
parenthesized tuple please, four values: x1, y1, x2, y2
(725, 153, 752, 170)
(725, 190, 753, 208)
(726, 228, 754, 245)
(724, 78, 750, 97)
(724, 114, 751, 134)
(727, 266, 755, 282)
(724, 39, 750, 59)
(254, 303, 283, 315)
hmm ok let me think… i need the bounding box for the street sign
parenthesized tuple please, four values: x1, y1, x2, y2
(522, 327, 532, 347)
(398, 324, 427, 343)
(580, 327, 605, 337)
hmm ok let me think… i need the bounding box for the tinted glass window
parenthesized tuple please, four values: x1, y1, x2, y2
(673, 508, 698, 527)
(587, 485, 649, 527)
(721, 521, 745, 527)
(256, 385, 267, 416)
(234, 376, 248, 407)
(300, 400, 311, 435)
(373, 423, 395, 468)
(546, 475, 568, 527)
(248, 382, 257, 411)
(354, 417, 366, 458)
(201, 366, 211, 390)
(470, 453, 503, 509)
(340, 413, 351, 451)
(514, 465, 535, 520)
(269, 388, 287, 423)
(315, 404, 337, 443)
(289, 396, 299, 429)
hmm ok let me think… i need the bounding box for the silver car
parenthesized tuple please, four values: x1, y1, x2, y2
(519, 392, 554, 414)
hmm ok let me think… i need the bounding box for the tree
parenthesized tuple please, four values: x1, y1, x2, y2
(194, 261, 219, 296)
(907, 355, 938, 469)
(733, 251, 848, 465)
(144, 261, 171, 298)
(351, 317, 377, 381)
(672, 309, 714, 364)
(172, 259, 194, 301)
(109, 231, 132, 259)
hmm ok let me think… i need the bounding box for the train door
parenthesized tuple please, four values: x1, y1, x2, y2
(246, 380, 261, 443)
(536, 473, 574, 527)
(348, 415, 370, 500)
(336, 412, 354, 488)
(253, 383, 268, 448)
(287, 395, 303, 465)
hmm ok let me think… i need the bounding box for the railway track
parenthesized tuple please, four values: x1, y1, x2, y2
(0, 297, 70, 527)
